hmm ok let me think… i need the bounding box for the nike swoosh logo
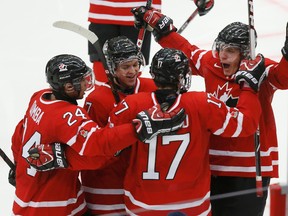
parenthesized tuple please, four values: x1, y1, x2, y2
(214, 63, 222, 68)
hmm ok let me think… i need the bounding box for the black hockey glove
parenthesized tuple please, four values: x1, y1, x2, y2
(281, 22, 288, 61)
(131, 6, 177, 41)
(235, 53, 266, 92)
(26, 142, 68, 171)
(194, 0, 214, 16)
(8, 167, 16, 187)
(132, 103, 185, 142)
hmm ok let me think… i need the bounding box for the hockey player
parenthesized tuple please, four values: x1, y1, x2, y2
(107, 47, 264, 215)
(87, 0, 161, 86)
(81, 36, 157, 215)
(131, 3, 288, 216)
(11, 54, 185, 216)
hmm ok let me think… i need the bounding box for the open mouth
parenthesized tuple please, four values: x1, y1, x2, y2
(222, 63, 230, 69)
(126, 74, 136, 79)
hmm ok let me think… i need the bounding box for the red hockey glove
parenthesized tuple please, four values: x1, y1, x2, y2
(26, 142, 68, 171)
(235, 53, 266, 92)
(281, 22, 288, 60)
(132, 103, 185, 142)
(194, 0, 214, 16)
(131, 6, 177, 41)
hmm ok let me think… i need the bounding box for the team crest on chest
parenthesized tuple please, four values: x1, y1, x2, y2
(212, 82, 239, 107)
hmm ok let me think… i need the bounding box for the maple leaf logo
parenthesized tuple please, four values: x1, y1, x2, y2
(211, 82, 239, 107)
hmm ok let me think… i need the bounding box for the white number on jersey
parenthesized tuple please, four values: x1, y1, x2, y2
(143, 133, 190, 180)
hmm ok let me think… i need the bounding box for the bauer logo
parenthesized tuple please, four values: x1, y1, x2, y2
(54, 143, 65, 168)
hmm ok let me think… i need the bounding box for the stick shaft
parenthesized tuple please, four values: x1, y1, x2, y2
(177, 9, 198, 34)
(53, 21, 120, 103)
(247, 0, 262, 197)
(0, 148, 15, 171)
(136, 0, 152, 50)
(247, 0, 256, 59)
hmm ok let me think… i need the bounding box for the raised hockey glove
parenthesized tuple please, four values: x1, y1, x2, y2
(281, 22, 288, 61)
(8, 167, 16, 187)
(26, 142, 68, 171)
(131, 6, 177, 41)
(194, 0, 214, 16)
(235, 53, 266, 92)
(132, 103, 186, 142)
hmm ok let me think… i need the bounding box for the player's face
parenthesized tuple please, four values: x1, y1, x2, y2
(115, 59, 140, 88)
(218, 46, 242, 77)
(78, 78, 88, 99)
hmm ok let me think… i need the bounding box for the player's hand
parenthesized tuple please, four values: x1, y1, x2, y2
(26, 142, 68, 171)
(235, 53, 266, 92)
(131, 6, 177, 41)
(281, 22, 288, 60)
(132, 103, 186, 142)
(194, 0, 214, 16)
(8, 167, 16, 187)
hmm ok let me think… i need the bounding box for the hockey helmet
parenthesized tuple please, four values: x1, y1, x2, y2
(212, 22, 257, 59)
(46, 54, 94, 92)
(150, 48, 192, 93)
(103, 36, 145, 75)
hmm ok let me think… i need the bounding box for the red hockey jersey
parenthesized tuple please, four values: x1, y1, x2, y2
(88, 0, 161, 25)
(11, 89, 138, 215)
(108, 89, 261, 215)
(159, 32, 288, 178)
(81, 77, 156, 215)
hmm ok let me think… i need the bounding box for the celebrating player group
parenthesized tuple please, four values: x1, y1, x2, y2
(6, 0, 288, 215)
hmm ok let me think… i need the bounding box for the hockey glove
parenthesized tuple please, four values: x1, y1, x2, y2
(131, 6, 177, 41)
(194, 0, 214, 16)
(235, 53, 266, 92)
(281, 22, 288, 61)
(26, 142, 68, 171)
(132, 103, 186, 142)
(8, 167, 16, 187)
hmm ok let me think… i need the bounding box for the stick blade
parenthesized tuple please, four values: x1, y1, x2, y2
(53, 21, 98, 44)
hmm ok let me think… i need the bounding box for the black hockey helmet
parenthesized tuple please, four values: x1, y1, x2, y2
(212, 22, 257, 59)
(45, 54, 94, 92)
(150, 48, 192, 93)
(103, 36, 145, 75)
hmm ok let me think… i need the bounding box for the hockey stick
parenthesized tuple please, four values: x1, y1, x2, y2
(177, 8, 198, 34)
(53, 21, 121, 103)
(0, 148, 16, 171)
(136, 0, 152, 50)
(247, 0, 263, 197)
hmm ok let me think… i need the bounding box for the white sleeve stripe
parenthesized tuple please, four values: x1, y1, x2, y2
(79, 125, 101, 155)
(231, 112, 243, 137)
(192, 49, 208, 70)
(213, 112, 232, 136)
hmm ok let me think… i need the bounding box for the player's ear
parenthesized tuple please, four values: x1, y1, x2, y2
(64, 83, 75, 94)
